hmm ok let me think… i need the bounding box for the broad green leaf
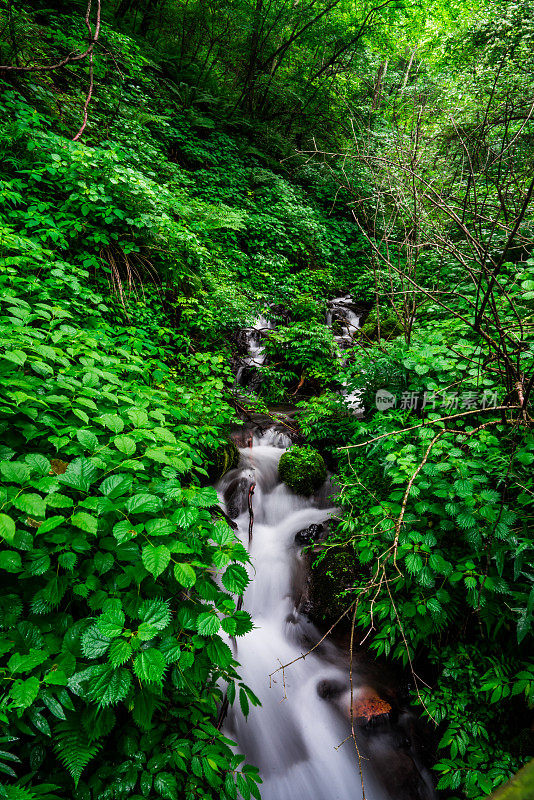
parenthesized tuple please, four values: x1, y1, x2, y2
(114, 435, 136, 456)
(138, 599, 171, 630)
(109, 639, 133, 667)
(57, 458, 97, 493)
(127, 407, 149, 427)
(100, 473, 132, 499)
(76, 429, 99, 451)
(196, 612, 221, 636)
(82, 625, 112, 658)
(13, 493, 46, 518)
(154, 772, 177, 800)
(37, 516, 65, 534)
(99, 414, 124, 434)
(0, 461, 30, 484)
(145, 518, 175, 536)
(71, 512, 98, 535)
(133, 649, 166, 684)
(174, 562, 196, 588)
(0, 513, 15, 543)
(142, 545, 170, 578)
(0, 551, 22, 573)
(222, 564, 249, 595)
(10, 676, 40, 709)
(8, 649, 48, 673)
(127, 493, 162, 515)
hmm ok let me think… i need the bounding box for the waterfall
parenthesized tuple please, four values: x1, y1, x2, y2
(217, 429, 435, 800)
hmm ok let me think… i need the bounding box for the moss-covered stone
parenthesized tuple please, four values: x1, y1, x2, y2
(278, 445, 326, 495)
(207, 440, 240, 483)
(357, 307, 404, 342)
(309, 548, 357, 626)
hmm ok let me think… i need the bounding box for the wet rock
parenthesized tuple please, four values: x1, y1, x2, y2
(224, 476, 251, 518)
(206, 440, 240, 483)
(307, 548, 358, 628)
(295, 523, 325, 545)
(349, 686, 392, 726)
(316, 679, 345, 700)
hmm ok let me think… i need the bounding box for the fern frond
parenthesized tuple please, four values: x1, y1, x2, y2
(53, 719, 101, 787)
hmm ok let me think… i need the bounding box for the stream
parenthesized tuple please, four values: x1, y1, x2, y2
(220, 300, 436, 800)
(218, 429, 436, 800)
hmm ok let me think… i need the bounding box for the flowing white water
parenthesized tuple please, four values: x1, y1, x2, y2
(218, 430, 385, 800)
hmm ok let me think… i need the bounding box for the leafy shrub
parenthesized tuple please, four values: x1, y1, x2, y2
(0, 240, 261, 799)
(278, 446, 327, 495)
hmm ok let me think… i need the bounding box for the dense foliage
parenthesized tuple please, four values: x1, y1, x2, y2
(0, 0, 532, 799)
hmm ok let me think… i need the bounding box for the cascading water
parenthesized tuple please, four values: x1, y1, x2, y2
(234, 316, 275, 388)
(218, 428, 435, 800)
(326, 296, 365, 413)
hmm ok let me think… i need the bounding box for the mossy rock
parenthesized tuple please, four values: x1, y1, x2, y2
(309, 549, 357, 626)
(357, 307, 404, 342)
(278, 445, 326, 495)
(207, 440, 240, 483)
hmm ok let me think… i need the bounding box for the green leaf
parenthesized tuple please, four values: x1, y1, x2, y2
(100, 473, 132, 499)
(127, 407, 149, 427)
(133, 649, 166, 684)
(127, 493, 162, 515)
(99, 414, 124, 434)
(145, 518, 176, 536)
(112, 520, 140, 544)
(206, 638, 233, 669)
(0, 514, 16, 543)
(0, 551, 22, 573)
(76, 429, 99, 451)
(114, 435, 136, 456)
(196, 612, 221, 636)
(109, 639, 133, 667)
(54, 720, 99, 787)
(8, 649, 48, 673)
(58, 458, 97, 493)
(97, 607, 125, 638)
(142, 545, 171, 578)
(154, 772, 177, 800)
(13, 492, 47, 517)
(174, 562, 196, 588)
(82, 625, 112, 658)
(212, 520, 235, 546)
(85, 665, 132, 706)
(0, 461, 30, 484)
(222, 564, 249, 595)
(25, 453, 50, 475)
(239, 687, 250, 717)
(38, 515, 65, 534)
(10, 676, 40, 709)
(71, 512, 98, 535)
(2, 349, 27, 366)
(138, 599, 171, 630)
(46, 493, 74, 509)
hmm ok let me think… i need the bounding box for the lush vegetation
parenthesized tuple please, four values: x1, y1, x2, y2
(0, 0, 532, 799)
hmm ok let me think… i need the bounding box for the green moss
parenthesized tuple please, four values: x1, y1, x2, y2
(278, 445, 326, 495)
(207, 440, 240, 482)
(310, 549, 357, 625)
(357, 307, 404, 341)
